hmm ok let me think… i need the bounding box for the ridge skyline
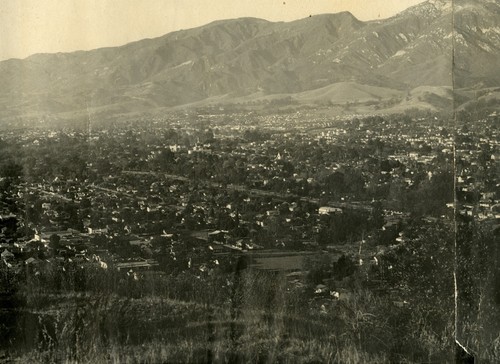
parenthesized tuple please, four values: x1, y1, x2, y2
(0, 0, 498, 123)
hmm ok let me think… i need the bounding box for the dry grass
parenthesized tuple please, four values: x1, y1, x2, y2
(5, 269, 456, 363)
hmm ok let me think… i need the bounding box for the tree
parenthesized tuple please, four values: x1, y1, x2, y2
(0, 160, 23, 179)
(323, 171, 346, 196)
(370, 201, 384, 230)
(383, 221, 454, 306)
(49, 234, 61, 252)
(333, 254, 357, 280)
(303, 255, 332, 285)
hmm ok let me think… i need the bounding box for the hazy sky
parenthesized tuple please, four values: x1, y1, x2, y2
(0, 0, 426, 61)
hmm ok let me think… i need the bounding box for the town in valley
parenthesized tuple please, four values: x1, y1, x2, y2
(1, 106, 498, 362)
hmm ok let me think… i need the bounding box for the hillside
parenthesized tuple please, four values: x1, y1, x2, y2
(0, 0, 498, 122)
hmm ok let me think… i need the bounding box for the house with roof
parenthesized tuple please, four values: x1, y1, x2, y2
(318, 206, 343, 215)
(1, 249, 14, 261)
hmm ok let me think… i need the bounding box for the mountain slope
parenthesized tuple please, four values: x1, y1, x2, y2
(452, 0, 500, 88)
(0, 0, 498, 121)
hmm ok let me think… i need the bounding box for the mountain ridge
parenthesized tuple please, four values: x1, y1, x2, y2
(0, 0, 499, 122)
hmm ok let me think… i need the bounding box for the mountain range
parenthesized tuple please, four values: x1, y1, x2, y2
(0, 0, 499, 122)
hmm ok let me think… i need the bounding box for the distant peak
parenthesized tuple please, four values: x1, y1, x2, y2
(311, 11, 358, 20)
(399, 0, 452, 17)
(428, 0, 450, 6)
(296, 11, 363, 28)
